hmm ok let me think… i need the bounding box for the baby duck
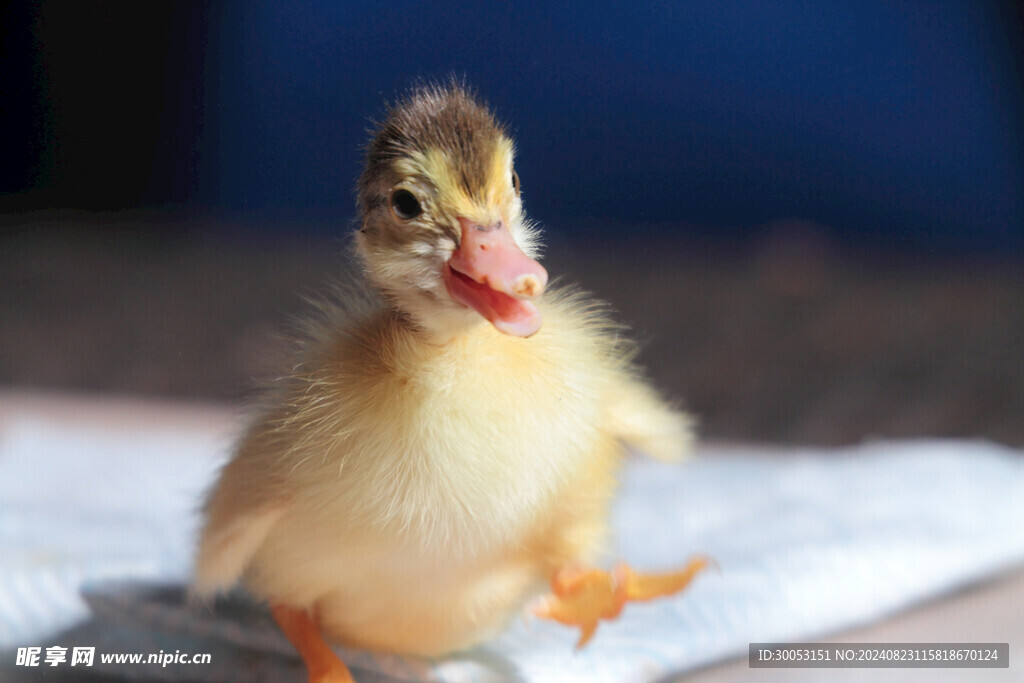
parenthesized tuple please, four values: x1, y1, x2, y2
(194, 83, 705, 682)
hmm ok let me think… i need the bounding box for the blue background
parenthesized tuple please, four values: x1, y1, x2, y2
(2, 0, 1022, 252)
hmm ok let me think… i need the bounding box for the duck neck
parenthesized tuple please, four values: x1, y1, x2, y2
(388, 294, 491, 347)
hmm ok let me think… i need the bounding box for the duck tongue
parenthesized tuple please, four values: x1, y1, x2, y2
(444, 218, 548, 337)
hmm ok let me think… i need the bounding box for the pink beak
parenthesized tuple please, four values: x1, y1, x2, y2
(443, 218, 548, 337)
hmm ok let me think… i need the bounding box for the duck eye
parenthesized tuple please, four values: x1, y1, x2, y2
(511, 170, 521, 196)
(390, 189, 422, 220)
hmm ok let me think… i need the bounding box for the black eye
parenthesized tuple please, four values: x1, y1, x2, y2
(511, 170, 521, 196)
(390, 189, 422, 220)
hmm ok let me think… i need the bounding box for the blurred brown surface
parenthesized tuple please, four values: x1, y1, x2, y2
(2, 213, 1022, 446)
(678, 567, 1024, 683)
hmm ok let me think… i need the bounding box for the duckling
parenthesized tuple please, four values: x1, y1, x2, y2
(193, 83, 705, 682)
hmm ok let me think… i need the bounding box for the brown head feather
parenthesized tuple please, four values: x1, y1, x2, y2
(358, 83, 506, 218)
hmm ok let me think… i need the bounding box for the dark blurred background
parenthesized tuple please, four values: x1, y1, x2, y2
(2, 0, 1022, 445)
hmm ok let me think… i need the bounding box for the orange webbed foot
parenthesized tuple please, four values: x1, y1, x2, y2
(620, 555, 713, 602)
(532, 556, 711, 649)
(272, 604, 355, 683)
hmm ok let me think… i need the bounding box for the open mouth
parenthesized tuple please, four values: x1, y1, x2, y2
(442, 217, 548, 337)
(444, 263, 542, 337)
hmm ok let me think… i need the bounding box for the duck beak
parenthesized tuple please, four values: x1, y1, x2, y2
(443, 218, 548, 337)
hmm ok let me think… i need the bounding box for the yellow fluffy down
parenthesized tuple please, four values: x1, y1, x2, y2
(193, 287, 693, 655)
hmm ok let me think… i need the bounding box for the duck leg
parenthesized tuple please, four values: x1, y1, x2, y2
(532, 557, 710, 648)
(271, 604, 355, 683)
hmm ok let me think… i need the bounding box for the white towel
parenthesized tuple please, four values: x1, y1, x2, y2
(1, 397, 1022, 681)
